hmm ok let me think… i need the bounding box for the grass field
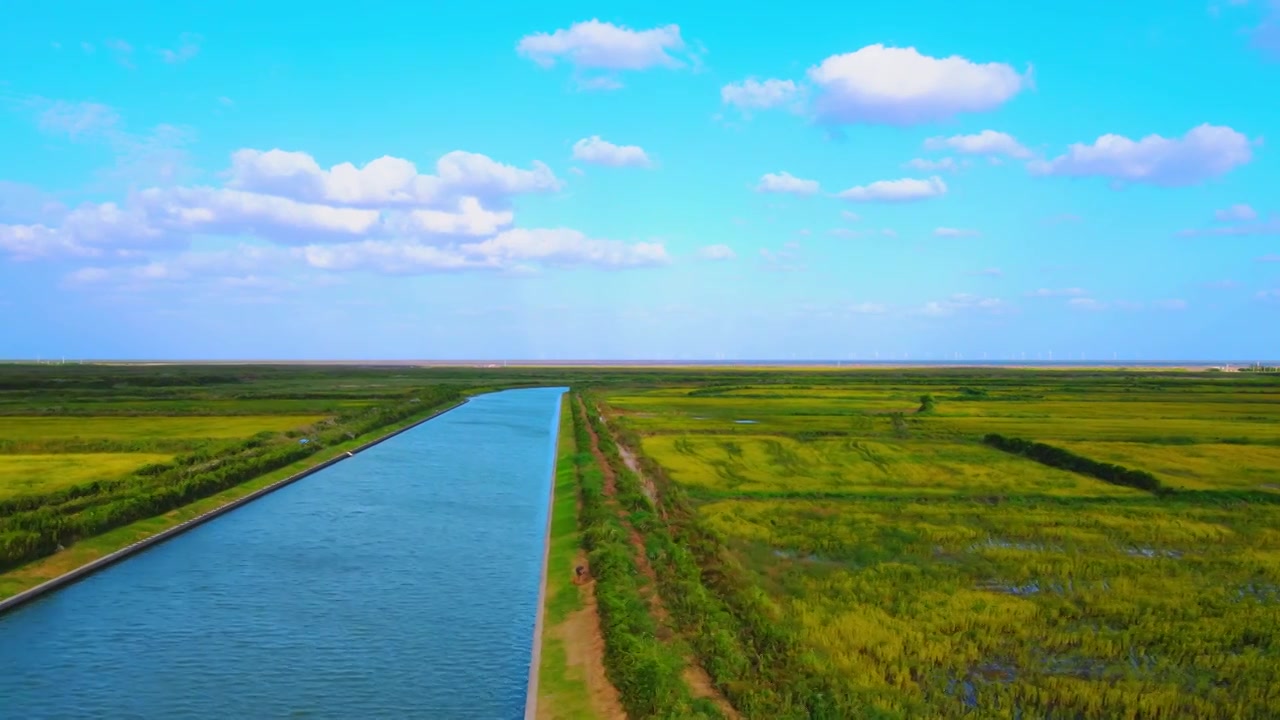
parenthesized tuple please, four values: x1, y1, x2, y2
(599, 370, 1280, 719)
(0, 415, 324, 441)
(0, 453, 176, 500)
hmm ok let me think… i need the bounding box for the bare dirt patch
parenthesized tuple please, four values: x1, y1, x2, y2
(548, 551, 627, 720)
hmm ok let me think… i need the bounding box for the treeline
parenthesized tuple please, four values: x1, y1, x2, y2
(982, 433, 1169, 495)
(0, 387, 464, 571)
(584, 395, 894, 719)
(570, 395, 720, 719)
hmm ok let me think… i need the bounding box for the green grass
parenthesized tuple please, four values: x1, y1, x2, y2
(0, 453, 175, 500)
(601, 372, 1280, 719)
(1051, 441, 1280, 492)
(0, 415, 325, 442)
(536, 395, 600, 719)
(642, 434, 1144, 498)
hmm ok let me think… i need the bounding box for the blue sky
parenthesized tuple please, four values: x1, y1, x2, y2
(1, 0, 1278, 361)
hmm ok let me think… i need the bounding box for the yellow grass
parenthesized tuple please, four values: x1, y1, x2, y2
(0, 415, 325, 441)
(0, 453, 176, 499)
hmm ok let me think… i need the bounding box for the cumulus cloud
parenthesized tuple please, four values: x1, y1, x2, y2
(571, 136, 652, 167)
(516, 20, 691, 87)
(905, 157, 962, 172)
(1215, 203, 1258, 221)
(755, 171, 819, 195)
(837, 176, 946, 202)
(934, 227, 981, 238)
(4, 147, 665, 276)
(1030, 124, 1254, 186)
(697, 244, 735, 260)
(807, 45, 1029, 125)
(227, 148, 561, 208)
(721, 78, 802, 110)
(924, 130, 1032, 159)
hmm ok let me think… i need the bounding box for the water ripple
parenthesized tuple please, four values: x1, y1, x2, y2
(0, 388, 566, 720)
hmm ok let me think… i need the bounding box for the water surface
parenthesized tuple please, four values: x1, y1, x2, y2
(0, 387, 565, 719)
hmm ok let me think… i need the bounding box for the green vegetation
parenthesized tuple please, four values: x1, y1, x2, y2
(0, 364, 476, 596)
(536, 396, 598, 719)
(7, 362, 1280, 718)
(592, 368, 1280, 719)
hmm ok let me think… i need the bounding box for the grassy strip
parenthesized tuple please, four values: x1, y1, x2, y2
(535, 395, 598, 719)
(983, 433, 1168, 495)
(571, 394, 712, 719)
(593, 399, 901, 720)
(0, 387, 463, 570)
(0, 392, 469, 601)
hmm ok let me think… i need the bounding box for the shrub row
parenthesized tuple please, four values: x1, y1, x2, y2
(982, 433, 1168, 495)
(569, 395, 713, 720)
(0, 388, 463, 571)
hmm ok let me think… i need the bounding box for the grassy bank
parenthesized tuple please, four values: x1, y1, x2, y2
(535, 395, 610, 719)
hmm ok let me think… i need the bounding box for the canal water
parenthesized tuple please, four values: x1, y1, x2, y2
(0, 387, 566, 719)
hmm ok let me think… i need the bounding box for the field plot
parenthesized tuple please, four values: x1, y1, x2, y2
(604, 370, 1280, 719)
(0, 453, 175, 500)
(0, 415, 324, 442)
(643, 435, 1143, 498)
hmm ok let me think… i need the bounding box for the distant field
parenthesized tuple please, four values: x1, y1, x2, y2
(1053, 441, 1280, 492)
(0, 415, 325, 442)
(0, 453, 176, 500)
(641, 434, 1144, 498)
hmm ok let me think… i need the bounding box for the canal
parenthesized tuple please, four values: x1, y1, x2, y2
(0, 387, 566, 719)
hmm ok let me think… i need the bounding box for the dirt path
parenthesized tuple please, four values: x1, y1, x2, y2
(579, 398, 741, 720)
(542, 549, 628, 720)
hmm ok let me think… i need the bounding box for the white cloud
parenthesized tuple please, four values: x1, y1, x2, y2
(759, 244, 804, 272)
(571, 136, 652, 167)
(837, 176, 946, 202)
(905, 157, 962, 172)
(227, 148, 561, 207)
(841, 210, 860, 222)
(158, 33, 201, 64)
(1215, 203, 1258, 221)
(806, 45, 1029, 125)
(1027, 287, 1087, 297)
(919, 293, 1008, 316)
(697, 244, 736, 260)
(848, 302, 887, 314)
(721, 78, 802, 110)
(1030, 124, 1254, 186)
(1068, 297, 1107, 311)
(934, 227, 981, 238)
(516, 20, 689, 88)
(924, 130, 1032, 159)
(755, 171, 819, 195)
(460, 228, 670, 269)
